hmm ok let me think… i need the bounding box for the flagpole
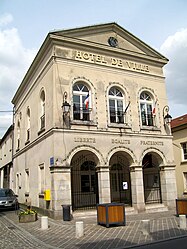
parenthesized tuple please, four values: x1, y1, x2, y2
(124, 101, 130, 114)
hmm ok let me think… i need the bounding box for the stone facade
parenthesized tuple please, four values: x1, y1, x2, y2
(8, 23, 177, 218)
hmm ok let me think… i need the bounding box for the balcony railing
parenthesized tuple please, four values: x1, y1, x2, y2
(27, 128, 30, 141)
(141, 113, 154, 126)
(40, 114, 45, 129)
(110, 112, 126, 124)
(73, 107, 91, 121)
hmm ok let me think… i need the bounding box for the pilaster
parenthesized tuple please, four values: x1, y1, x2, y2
(130, 165, 145, 212)
(97, 165, 111, 204)
(160, 164, 177, 209)
(50, 163, 71, 219)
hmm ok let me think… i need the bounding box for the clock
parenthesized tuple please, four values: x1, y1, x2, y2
(108, 37, 118, 47)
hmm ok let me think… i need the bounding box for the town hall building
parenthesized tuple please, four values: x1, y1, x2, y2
(8, 23, 177, 219)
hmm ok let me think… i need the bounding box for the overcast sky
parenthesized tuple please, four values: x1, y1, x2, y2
(0, 0, 187, 137)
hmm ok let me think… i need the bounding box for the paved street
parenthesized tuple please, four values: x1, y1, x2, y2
(134, 236, 187, 249)
(0, 209, 187, 249)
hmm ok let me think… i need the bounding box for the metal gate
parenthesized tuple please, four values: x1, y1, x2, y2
(71, 156, 99, 211)
(110, 156, 132, 206)
(143, 155, 162, 204)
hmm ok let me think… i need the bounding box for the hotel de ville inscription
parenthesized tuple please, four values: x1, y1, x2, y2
(74, 50, 150, 73)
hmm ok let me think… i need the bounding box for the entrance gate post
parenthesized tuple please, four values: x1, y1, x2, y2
(160, 165, 177, 209)
(130, 165, 145, 212)
(97, 165, 111, 204)
(50, 163, 71, 219)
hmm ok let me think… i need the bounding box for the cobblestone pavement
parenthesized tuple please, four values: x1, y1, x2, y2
(0, 209, 187, 249)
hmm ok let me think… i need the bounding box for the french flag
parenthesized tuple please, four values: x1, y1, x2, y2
(152, 99, 158, 116)
(84, 94, 89, 109)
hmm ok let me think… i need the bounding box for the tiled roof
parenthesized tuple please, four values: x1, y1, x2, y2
(171, 114, 187, 129)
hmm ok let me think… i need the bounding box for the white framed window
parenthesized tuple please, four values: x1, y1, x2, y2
(17, 121, 20, 150)
(73, 83, 90, 121)
(25, 169, 29, 193)
(109, 87, 124, 124)
(26, 107, 30, 141)
(181, 142, 187, 161)
(40, 90, 45, 130)
(140, 92, 154, 126)
(16, 173, 21, 193)
(39, 164, 45, 194)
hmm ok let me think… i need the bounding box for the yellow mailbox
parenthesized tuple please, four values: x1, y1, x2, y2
(44, 189, 51, 201)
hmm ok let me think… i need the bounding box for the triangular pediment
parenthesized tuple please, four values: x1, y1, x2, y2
(51, 22, 167, 61)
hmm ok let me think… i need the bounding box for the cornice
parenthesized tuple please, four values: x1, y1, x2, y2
(50, 22, 168, 61)
(12, 35, 53, 105)
(50, 34, 168, 66)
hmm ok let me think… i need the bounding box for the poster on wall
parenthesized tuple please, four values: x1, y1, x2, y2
(122, 182, 128, 190)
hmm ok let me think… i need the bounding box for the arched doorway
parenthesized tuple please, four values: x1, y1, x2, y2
(110, 154, 132, 206)
(71, 152, 99, 211)
(143, 153, 162, 204)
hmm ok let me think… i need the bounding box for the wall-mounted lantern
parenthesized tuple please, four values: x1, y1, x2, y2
(163, 105, 172, 125)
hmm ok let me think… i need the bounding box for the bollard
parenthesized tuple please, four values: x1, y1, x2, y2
(179, 215, 187, 229)
(76, 221, 84, 238)
(141, 220, 150, 235)
(41, 216, 48, 230)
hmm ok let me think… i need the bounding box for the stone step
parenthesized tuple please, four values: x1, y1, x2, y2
(145, 204, 168, 213)
(73, 204, 168, 219)
(73, 206, 138, 220)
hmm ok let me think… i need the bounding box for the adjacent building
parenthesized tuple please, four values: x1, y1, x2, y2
(2, 23, 177, 219)
(171, 114, 187, 198)
(0, 125, 13, 189)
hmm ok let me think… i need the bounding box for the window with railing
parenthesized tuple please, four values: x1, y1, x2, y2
(73, 83, 90, 121)
(40, 114, 45, 129)
(39, 90, 45, 130)
(25, 169, 29, 193)
(26, 108, 30, 142)
(140, 92, 154, 126)
(109, 87, 124, 124)
(17, 121, 20, 150)
(26, 129, 30, 141)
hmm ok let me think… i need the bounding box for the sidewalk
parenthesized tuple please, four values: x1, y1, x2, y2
(1, 209, 187, 249)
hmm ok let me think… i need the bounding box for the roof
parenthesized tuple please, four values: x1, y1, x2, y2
(50, 22, 168, 61)
(171, 114, 187, 129)
(0, 125, 13, 145)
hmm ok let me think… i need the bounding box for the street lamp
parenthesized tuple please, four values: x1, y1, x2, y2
(62, 91, 70, 127)
(163, 105, 172, 125)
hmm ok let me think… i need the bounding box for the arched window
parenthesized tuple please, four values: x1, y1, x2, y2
(17, 121, 20, 150)
(73, 83, 90, 121)
(140, 92, 154, 126)
(109, 87, 124, 123)
(26, 108, 30, 141)
(40, 90, 45, 129)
